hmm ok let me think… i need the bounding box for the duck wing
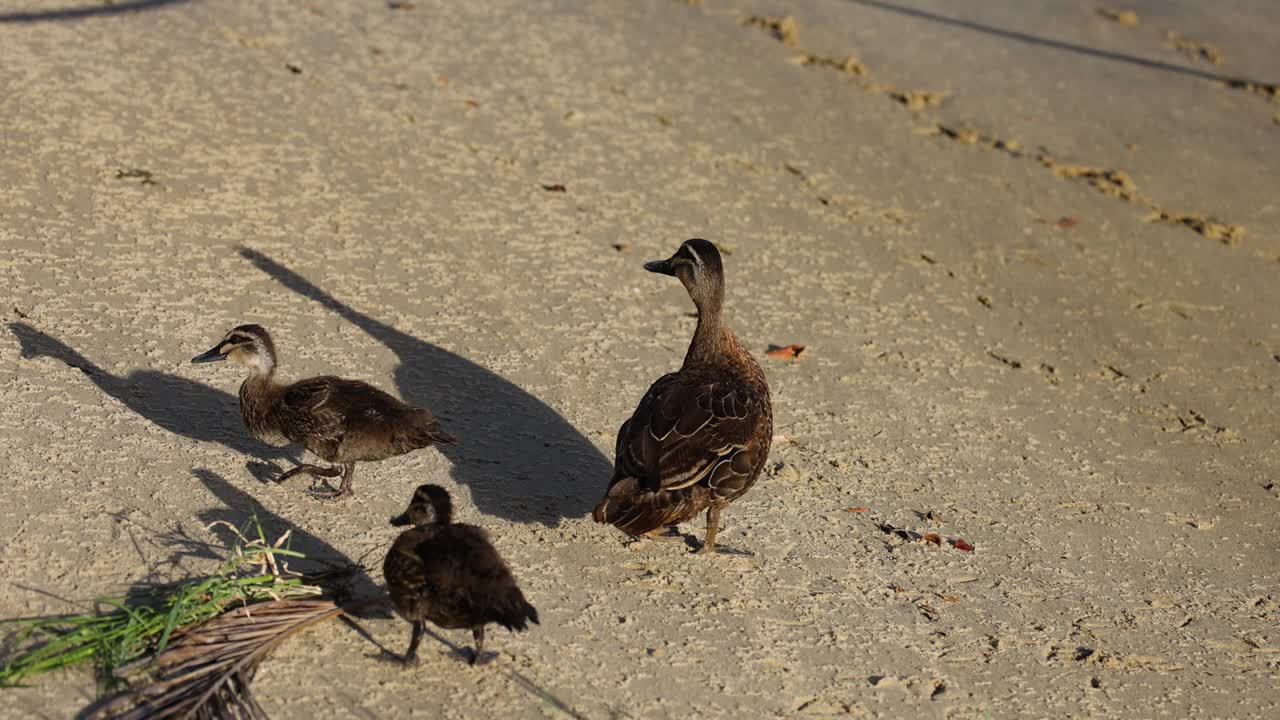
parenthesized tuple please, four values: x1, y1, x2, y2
(595, 371, 767, 531)
(280, 377, 454, 456)
(384, 528, 432, 616)
(276, 376, 347, 450)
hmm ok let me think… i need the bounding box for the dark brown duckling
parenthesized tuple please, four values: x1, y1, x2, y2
(192, 324, 456, 498)
(593, 239, 773, 554)
(384, 484, 539, 665)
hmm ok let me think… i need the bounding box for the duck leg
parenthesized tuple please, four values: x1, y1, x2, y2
(470, 626, 485, 665)
(335, 463, 355, 497)
(311, 463, 356, 500)
(694, 506, 721, 555)
(403, 620, 423, 665)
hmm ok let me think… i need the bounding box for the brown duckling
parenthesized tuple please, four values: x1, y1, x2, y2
(593, 239, 773, 554)
(384, 484, 539, 665)
(192, 324, 456, 498)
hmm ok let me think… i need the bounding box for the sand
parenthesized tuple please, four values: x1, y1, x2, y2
(1, 0, 1278, 717)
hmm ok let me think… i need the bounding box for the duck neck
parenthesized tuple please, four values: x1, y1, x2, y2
(238, 356, 280, 420)
(684, 295, 728, 367)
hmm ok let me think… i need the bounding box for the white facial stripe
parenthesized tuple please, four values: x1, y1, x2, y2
(683, 243, 702, 266)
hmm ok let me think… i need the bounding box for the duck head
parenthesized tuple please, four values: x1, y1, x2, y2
(644, 238, 725, 314)
(192, 324, 277, 374)
(391, 484, 453, 527)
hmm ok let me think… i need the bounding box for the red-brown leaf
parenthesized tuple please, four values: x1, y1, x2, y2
(953, 538, 974, 552)
(766, 344, 806, 360)
(924, 531, 942, 546)
(1056, 216, 1079, 229)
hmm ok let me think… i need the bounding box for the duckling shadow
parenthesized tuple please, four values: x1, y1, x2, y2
(189, 468, 390, 619)
(238, 247, 612, 526)
(346, 621, 587, 719)
(8, 322, 298, 464)
(358, 622, 476, 666)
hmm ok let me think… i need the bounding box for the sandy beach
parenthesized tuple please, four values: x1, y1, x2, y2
(2, 0, 1278, 717)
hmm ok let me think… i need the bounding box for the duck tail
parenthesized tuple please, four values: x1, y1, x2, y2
(408, 410, 457, 448)
(493, 589, 539, 633)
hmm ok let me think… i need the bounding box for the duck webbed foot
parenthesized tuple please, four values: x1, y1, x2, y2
(304, 464, 356, 500)
(644, 525, 683, 540)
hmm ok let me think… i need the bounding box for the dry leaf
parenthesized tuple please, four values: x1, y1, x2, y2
(388, 0, 416, 9)
(1096, 7, 1139, 25)
(940, 595, 960, 603)
(464, 99, 480, 108)
(925, 509, 943, 524)
(889, 89, 946, 111)
(924, 531, 942, 546)
(1057, 216, 1080, 229)
(846, 507, 870, 513)
(612, 242, 631, 252)
(745, 15, 799, 46)
(879, 523, 921, 541)
(953, 538, 974, 552)
(766, 344, 806, 361)
(541, 183, 567, 193)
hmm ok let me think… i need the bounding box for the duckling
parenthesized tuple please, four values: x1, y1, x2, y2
(593, 239, 773, 554)
(192, 324, 456, 498)
(384, 484, 539, 665)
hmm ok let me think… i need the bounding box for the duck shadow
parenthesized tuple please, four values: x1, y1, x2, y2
(237, 247, 612, 526)
(8, 322, 298, 465)
(0, 0, 197, 25)
(843, 0, 1279, 89)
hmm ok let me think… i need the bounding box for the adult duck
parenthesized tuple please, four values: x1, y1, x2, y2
(593, 239, 773, 553)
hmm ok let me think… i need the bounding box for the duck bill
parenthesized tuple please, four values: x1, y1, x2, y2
(191, 344, 229, 364)
(389, 511, 411, 527)
(643, 259, 675, 276)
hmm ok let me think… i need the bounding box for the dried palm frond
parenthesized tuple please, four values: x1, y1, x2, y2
(0, 516, 321, 689)
(91, 598, 343, 720)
